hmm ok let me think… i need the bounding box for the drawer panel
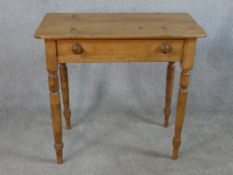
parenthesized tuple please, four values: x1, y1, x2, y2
(57, 39, 184, 63)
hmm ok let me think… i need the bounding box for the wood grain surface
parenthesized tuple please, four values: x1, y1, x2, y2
(35, 13, 207, 39)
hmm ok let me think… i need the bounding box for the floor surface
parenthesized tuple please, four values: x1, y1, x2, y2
(0, 104, 232, 175)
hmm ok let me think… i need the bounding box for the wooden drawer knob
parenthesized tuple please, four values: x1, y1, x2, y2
(72, 44, 84, 54)
(160, 43, 172, 54)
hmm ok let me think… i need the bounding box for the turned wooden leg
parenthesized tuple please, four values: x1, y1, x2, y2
(45, 40, 63, 164)
(172, 69, 190, 159)
(59, 63, 71, 129)
(172, 39, 196, 160)
(164, 62, 175, 127)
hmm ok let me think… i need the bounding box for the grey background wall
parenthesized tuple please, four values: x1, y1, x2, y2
(0, 1, 233, 174)
(0, 0, 232, 113)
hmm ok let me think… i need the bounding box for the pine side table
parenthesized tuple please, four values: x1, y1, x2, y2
(34, 13, 207, 164)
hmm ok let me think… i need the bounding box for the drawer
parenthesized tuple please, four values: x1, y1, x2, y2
(57, 39, 184, 63)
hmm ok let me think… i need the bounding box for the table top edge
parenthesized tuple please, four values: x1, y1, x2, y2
(34, 12, 207, 40)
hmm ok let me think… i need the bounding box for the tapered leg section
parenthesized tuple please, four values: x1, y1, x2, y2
(172, 69, 190, 159)
(59, 63, 71, 129)
(45, 40, 63, 164)
(164, 62, 175, 127)
(172, 39, 196, 160)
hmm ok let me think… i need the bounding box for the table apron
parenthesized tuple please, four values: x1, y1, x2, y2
(57, 39, 184, 63)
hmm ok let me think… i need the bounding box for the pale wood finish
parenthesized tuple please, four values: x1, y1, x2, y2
(172, 39, 197, 159)
(164, 62, 175, 127)
(34, 13, 207, 39)
(59, 63, 71, 129)
(34, 13, 206, 164)
(45, 40, 63, 164)
(57, 39, 183, 63)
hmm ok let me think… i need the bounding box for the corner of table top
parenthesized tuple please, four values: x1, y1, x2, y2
(34, 13, 51, 39)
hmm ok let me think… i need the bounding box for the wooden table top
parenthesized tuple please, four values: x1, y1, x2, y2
(34, 13, 207, 40)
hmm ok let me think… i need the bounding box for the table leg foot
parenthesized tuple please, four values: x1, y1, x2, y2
(59, 63, 72, 129)
(172, 137, 181, 160)
(64, 110, 71, 129)
(55, 143, 64, 164)
(164, 109, 171, 128)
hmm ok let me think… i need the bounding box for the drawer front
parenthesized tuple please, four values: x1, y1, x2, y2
(57, 39, 184, 63)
